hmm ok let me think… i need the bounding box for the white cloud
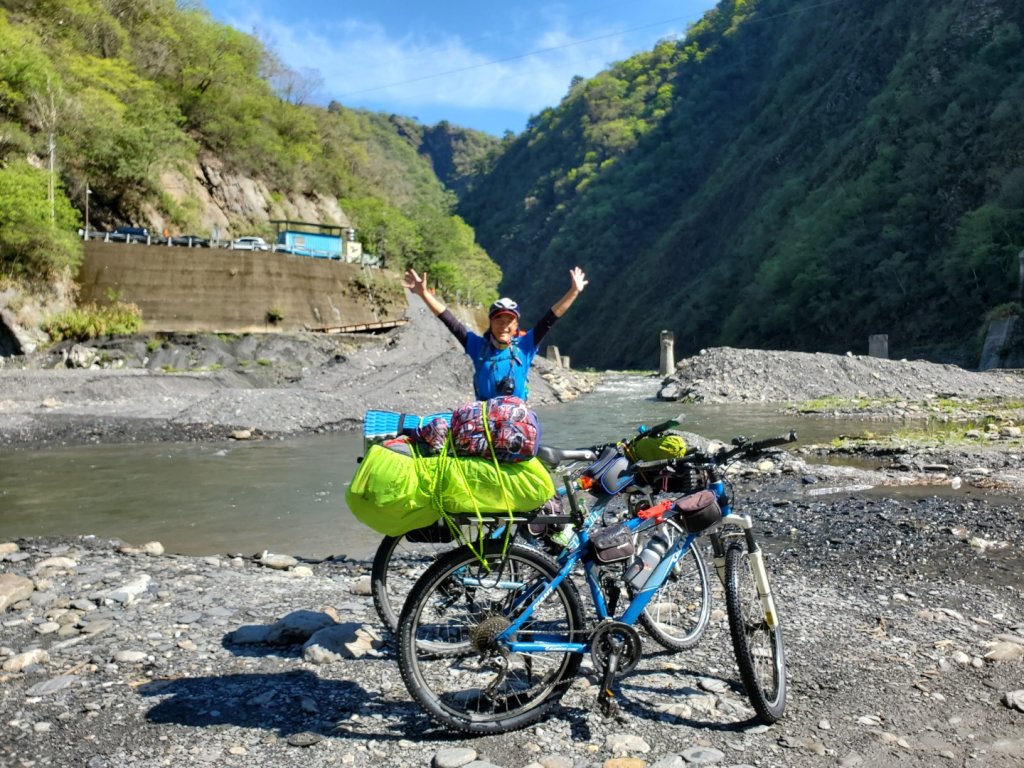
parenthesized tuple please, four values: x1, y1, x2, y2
(234, 12, 636, 115)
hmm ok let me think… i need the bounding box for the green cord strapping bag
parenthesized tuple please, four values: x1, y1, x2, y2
(346, 444, 555, 536)
(630, 432, 688, 461)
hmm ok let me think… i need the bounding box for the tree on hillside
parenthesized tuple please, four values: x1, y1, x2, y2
(0, 160, 80, 280)
(0, 0, 505, 300)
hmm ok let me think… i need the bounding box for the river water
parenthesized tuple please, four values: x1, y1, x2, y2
(0, 374, 909, 560)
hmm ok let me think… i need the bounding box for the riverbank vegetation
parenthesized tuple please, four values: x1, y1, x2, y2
(797, 395, 1024, 452)
(40, 298, 141, 342)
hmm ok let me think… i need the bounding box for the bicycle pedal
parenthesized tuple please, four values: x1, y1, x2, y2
(597, 692, 620, 719)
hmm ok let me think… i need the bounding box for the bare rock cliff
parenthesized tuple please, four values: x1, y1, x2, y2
(144, 153, 350, 238)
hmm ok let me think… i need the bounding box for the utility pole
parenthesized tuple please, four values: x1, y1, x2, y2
(84, 183, 91, 239)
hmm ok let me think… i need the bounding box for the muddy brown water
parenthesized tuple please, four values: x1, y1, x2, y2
(0, 375, 983, 559)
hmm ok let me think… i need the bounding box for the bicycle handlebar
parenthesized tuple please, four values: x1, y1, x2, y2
(631, 430, 798, 473)
(719, 430, 798, 462)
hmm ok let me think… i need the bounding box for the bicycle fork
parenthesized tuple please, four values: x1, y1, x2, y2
(710, 516, 779, 631)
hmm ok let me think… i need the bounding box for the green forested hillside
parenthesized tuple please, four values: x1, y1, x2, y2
(0, 0, 499, 304)
(458, 0, 1024, 369)
(6, 0, 1022, 365)
(388, 116, 504, 197)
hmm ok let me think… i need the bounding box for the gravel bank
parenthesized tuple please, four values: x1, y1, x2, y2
(657, 347, 1024, 405)
(0, 294, 599, 451)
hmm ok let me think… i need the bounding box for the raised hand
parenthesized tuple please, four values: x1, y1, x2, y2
(569, 266, 588, 293)
(403, 268, 428, 296)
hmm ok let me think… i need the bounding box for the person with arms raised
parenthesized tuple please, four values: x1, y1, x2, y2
(404, 266, 588, 401)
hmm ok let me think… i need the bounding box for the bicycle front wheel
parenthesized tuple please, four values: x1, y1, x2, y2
(397, 541, 584, 734)
(634, 523, 711, 651)
(724, 541, 787, 723)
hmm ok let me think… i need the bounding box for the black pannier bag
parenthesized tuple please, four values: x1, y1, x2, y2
(673, 489, 722, 533)
(405, 522, 455, 543)
(589, 522, 636, 563)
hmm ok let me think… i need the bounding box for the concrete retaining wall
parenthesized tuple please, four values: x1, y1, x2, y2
(77, 242, 406, 334)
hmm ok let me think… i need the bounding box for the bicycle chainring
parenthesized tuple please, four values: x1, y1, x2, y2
(590, 621, 643, 675)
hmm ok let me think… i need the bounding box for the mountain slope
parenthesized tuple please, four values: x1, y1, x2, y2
(458, 0, 1024, 369)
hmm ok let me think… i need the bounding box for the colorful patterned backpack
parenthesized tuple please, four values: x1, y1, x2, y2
(419, 396, 540, 463)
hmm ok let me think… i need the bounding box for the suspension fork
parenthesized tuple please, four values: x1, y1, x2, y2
(709, 531, 728, 588)
(710, 518, 779, 631)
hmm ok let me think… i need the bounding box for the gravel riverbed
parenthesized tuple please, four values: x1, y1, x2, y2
(2, 469, 1022, 768)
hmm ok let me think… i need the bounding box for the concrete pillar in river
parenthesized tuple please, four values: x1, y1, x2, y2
(868, 334, 889, 359)
(660, 330, 675, 377)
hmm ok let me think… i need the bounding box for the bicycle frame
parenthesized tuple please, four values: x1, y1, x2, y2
(492, 468, 779, 655)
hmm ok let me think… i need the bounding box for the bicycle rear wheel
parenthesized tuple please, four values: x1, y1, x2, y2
(634, 522, 711, 651)
(397, 541, 584, 734)
(723, 541, 786, 722)
(371, 521, 489, 634)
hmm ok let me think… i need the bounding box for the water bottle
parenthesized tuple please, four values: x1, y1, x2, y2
(625, 528, 672, 589)
(549, 524, 579, 550)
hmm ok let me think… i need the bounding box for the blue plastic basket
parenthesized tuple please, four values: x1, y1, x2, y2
(362, 409, 452, 450)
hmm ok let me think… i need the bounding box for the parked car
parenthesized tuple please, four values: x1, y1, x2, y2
(109, 226, 150, 243)
(170, 234, 210, 248)
(231, 236, 270, 251)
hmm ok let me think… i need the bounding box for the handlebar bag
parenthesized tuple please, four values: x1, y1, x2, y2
(672, 489, 722, 533)
(630, 433, 688, 461)
(636, 462, 708, 495)
(584, 446, 634, 494)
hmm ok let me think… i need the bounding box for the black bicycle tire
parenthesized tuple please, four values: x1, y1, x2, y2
(633, 523, 712, 651)
(370, 524, 469, 635)
(397, 541, 584, 734)
(724, 541, 787, 722)
(370, 533, 405, 634)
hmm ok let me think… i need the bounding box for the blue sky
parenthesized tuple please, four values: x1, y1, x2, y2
(199, 1, 719, 136)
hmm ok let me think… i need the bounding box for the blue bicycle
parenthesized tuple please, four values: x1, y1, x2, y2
(395, 432, 795, 733)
